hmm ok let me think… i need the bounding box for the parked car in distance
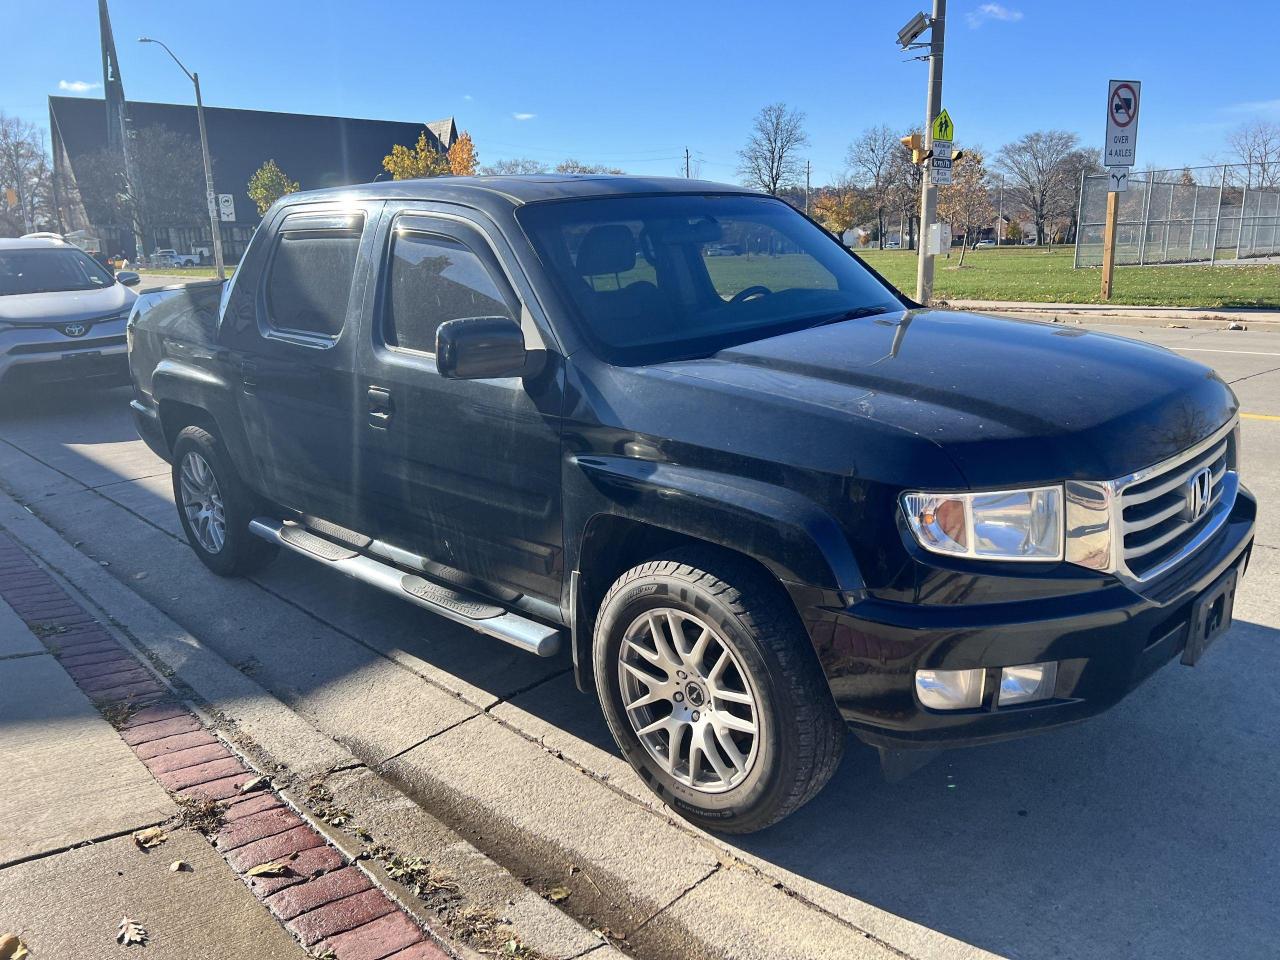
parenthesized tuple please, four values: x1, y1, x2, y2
(126, 175, 1255, 832)
(884, 239, 901, 249)
(975, 239, 996, 248)
(1, 236, 140, 390)
(152, 248, 200, 267)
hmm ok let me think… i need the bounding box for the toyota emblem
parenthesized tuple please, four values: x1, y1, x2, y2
(62, 322, 88, 338)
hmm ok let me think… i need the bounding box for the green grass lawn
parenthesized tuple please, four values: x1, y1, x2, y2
(854, 246, 1280, 309)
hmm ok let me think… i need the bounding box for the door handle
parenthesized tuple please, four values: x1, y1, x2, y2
(367, 385, 393, 428)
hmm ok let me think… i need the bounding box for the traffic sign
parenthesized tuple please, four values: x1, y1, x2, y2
(931, 108, 954, 144)
(218, 193, 236, 222)
(1104, 79, 1141, 167)
(930, 156, 953, 185)
(1107, 167, 1129, 193)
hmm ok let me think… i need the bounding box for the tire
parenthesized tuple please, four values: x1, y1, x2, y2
(593, 547, 845, 833)
(170, 425, 278, 577)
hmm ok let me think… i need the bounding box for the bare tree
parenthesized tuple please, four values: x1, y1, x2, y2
(888, 126, 924, 249)
(0, 113, 54, 236)
(1227, 120, 1280, 188)
(554, 159, 626, 175)
(1060, 147, 1103, 244)
(846, 125, 899, 247)
(996, 130, 1081, 245)
(737, 102, 809, 196)
(480, 157, 549, 176)
(938, 148, 994, 266)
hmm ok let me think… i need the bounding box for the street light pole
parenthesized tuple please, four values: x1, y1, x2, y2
(138, 37, 225, 280)
(915, 0, 945, 305)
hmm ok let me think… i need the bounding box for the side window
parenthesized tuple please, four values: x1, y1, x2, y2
(384, 230, 512, 355)
(265, 216, 364, 337)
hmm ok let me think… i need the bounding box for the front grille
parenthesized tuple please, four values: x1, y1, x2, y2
(1119, 430, 1234, 579)
(9, 334, 126, 355)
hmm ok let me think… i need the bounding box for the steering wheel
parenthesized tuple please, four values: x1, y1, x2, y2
(729, 285, 772, 305)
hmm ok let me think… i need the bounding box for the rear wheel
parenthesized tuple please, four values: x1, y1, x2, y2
(594, 547, 845, 833)
(171, 425, 277, 577)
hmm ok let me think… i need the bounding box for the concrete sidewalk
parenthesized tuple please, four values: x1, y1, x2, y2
(944, 298, 1280, 327)
(0, 596, 306, 960)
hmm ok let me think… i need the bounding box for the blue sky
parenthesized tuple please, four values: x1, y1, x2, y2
(5, 0, 1278, 183)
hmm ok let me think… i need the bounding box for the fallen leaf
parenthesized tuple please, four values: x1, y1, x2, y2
(246, 861, 291, 878)
(132, 826, 167, 849)
(0, 933, 30, 960)
(117, 917, 147, 946)
(169, 860, 191, 872)
(238, 775, 268, 794)
(546, 885, 571, 903)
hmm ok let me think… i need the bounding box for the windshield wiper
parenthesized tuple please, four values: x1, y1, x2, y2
(805, 305, 892, 329)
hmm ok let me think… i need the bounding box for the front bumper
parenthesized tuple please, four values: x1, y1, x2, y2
(0, 321, 128, 388)
(810, 485, 1256, 750)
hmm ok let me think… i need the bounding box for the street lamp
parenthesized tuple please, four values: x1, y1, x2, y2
(138, 37, 225, 280)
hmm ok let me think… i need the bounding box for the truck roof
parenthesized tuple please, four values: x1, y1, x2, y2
(0, 236, 70, 250)
(279, 174, 759, 210)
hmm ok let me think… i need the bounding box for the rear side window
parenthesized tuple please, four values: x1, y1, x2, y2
(265, 215, 364, 337)
(384, 230, 512, 355)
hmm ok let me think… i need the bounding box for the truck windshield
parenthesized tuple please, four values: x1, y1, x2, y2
(0, 247, 116, 296)
(518, 193, 902, 364)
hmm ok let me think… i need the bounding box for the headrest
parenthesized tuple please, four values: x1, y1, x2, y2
(575, 224, 636, 276)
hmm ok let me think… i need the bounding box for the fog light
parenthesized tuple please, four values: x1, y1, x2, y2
(998, 662, 1058, 706)
(915, 668, 985, 710)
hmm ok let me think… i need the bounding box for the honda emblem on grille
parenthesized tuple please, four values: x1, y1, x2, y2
(1185, 467, 1213, 521)
(62, 322, 87, 338)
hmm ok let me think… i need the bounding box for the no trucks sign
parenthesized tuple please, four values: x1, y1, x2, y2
(1104, 80, 1141, 167)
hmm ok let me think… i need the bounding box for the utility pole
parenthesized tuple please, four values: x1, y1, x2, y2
(915, 0, 945, 305)
(996, 174, 1004, 245)
(805, 160, 811, 215)
(139, 37, 225, 280)
(685, 147, 690, 179)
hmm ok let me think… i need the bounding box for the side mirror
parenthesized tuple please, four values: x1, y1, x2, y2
(116, 271, 141, 287)
(435, 316, 527, 380)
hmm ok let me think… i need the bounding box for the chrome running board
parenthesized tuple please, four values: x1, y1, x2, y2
(249, 518, 562, 657)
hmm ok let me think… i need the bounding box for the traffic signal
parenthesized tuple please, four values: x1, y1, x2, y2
(900, 133, 924, 165)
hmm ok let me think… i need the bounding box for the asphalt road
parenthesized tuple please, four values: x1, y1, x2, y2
(0, 319, 1277, 960)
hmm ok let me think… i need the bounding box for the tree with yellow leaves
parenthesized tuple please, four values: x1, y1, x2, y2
(938, 148, 994, 267)
(247, 159, 300, 215)
(448, 131, 478, 176)
(382, 131, 450, 181)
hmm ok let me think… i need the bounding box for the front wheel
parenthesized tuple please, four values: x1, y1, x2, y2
(593, 548, 845, 833)
(171, 425, 278, 578)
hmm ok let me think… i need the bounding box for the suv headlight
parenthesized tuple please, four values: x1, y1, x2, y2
(901, 486, 1064, 561)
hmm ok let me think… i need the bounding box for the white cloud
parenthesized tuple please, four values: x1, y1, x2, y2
(58, 79, 101, 92)
(1226, 99, 1280, 118)
(967, 3, 1023, 27)
(512, 112, 536, 121)
(462, 94, 473, 101)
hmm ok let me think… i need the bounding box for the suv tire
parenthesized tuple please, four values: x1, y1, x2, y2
(593, 547, 845, 833)
(171, 425, 278, 578)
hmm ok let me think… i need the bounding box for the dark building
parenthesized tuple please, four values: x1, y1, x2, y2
(49, 94, 456, 261)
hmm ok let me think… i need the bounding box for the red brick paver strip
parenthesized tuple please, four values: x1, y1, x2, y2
(143, 742, 234, 775)
(216, 806, 308, 851)
(264, 866, 373, 922)
(0, 532, 449, 959)
(383, 942, 451, 960)
(287, 888, 396, 946)
(132, 728, 220, 759)
(318, 910, 426, 960)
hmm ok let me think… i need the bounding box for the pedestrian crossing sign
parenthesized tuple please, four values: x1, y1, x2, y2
(931, 109, 954, 143)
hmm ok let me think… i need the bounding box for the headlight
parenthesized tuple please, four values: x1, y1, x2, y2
(901, 486, 1063, 561)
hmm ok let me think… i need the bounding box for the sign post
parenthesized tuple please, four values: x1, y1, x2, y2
(1100, 79, 1140, 300)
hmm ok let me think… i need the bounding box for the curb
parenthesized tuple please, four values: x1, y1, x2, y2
(0, 530, 453, 960)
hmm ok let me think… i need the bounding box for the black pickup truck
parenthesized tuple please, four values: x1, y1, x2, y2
(127, 176, 1255, 832)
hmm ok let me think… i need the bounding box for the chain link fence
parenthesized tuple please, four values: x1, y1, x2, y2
(1074, 163, 1280, 267)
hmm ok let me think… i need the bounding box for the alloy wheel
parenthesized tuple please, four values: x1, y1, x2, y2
(617, 607, 760, 793)
(179, 451, 226, 554)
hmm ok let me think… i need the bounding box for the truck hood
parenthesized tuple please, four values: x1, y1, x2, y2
(658, 309, 1237, 487)
(0, 283, 136, 325)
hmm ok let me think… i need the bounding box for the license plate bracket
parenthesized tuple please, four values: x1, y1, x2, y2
(1182, 565, 1239, 666)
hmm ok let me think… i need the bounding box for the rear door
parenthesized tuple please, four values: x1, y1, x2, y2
(221, 200, 383, 527)
(355, 207, 565, 604)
